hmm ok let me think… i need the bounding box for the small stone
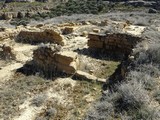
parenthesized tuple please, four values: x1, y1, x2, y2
(93, 29, 100, 33)
(82, 31, 88, 37)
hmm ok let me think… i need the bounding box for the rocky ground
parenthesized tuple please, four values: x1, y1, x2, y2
(0, 11, 160, 120)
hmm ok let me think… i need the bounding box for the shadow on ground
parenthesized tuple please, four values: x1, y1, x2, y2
(16, 61, 69, 79)
(74, 48, 127, 62)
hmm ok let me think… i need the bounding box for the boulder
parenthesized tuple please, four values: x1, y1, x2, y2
(55, 51, 79, 74)
(82, 31, 88, 37)
(55, 51, 78, 66)
(92, 29, 100, 33)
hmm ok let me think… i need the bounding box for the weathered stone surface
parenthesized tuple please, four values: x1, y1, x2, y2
(55, 51, 79, 74)
(88, 32, 143, 54)
(88, 33, 100, 41)
(33, 46, 79, 74)
(88, 40, 103, 48)
(55, 51, 78, 65)
(82, 31, 88, 37)
(56, 61, 77, 74)
(92, 29, 100, 33)
(17, 29, 65, 45)
(75, 70, 106, 82)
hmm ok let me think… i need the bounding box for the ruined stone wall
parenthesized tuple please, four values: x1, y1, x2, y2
(33, 45, 79, 74)
(88, 33, 143, 54)
(17, 29, 65, 45)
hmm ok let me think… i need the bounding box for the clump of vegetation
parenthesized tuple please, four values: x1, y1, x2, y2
(31, 94, 47, 107)
(10, 17, 30, 26)
(85, 95, 115, 120)
(50, 0, 106, 16)
(127, 71, 158, 90)
(35, 107, 57, 120)
(116, 81, 150, 111)
(153, 90, 160, 103)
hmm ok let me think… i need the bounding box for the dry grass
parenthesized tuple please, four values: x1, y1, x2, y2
(0, 74, 51, 119)
(34, 80, 102, 120)
(79, 55, 120, 79)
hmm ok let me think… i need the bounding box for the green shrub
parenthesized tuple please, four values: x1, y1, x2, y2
(10, 17, 30, 26)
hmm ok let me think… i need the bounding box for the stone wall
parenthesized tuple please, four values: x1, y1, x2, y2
(33, 45, 79, 74)
(17, 29, 66, 45)
(88, 32, 143, 54)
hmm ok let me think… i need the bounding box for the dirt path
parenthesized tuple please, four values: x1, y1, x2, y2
(0, 62, 23, 83)
(0, 43, 37, 83)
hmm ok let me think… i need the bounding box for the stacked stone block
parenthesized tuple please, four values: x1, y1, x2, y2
(17, 29, 65, 45)
(88, 32, 142, 54)
(33, 45, 79, 75)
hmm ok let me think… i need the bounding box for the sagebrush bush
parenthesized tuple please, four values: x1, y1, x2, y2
(31, 94, 47, 107)
(134, 43, 160, 65)
(153, 90, 160, 103)
(133, 17, 150, 26)
(135, 64, 160, 77)
(85, 101, 114, 120)
(10, 17, 30, 26)
(45, 108, 57, 117)
(133, 106, 160, 120)
(142, 28, 160, 43)
(117, 81, 150, 110)
(127, 71, 158, 90)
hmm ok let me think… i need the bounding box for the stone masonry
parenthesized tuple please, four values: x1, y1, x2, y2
(88, 32, 143, 54)
(33, 45, 79, 74)
(17, 29, 66, 45)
